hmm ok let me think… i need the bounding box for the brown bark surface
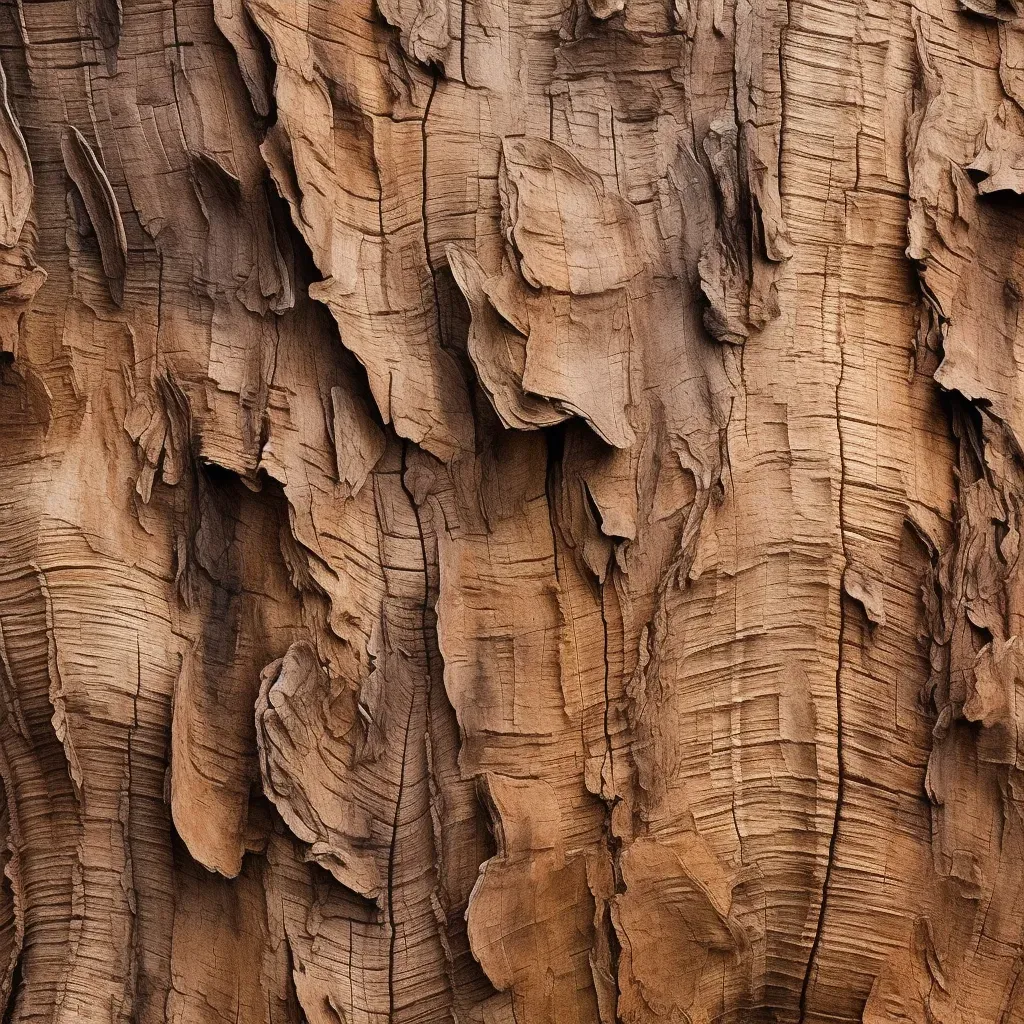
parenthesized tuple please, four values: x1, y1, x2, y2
(0, 0, 1019, 1019)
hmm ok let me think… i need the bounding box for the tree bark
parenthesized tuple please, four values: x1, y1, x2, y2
(0, 0, 1019, 1019)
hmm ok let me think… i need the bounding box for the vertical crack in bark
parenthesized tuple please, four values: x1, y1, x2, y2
(421, 71, 442, 350)
(458, 0, 466, 84)
(386, 684, 416, 1024)
(389, 440, 440, 1022)
(545, 434, 588, 758)
(798, 250, 848, 1021)
(598, 574, 614, 800)
(778, 0, 791, 202)
(1, 952, 21, 1024)
(121, 634, 140, 1021)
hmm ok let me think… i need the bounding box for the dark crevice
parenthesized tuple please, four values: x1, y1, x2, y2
(778, 0, 791, 203)
(459, 0, 467, 84)
(544, 431, 586, 750)
(388, 439, 449, 1022)
(597, 573, 624, 1019)
(268, 173, 385, 439)
(1, 946, 21, 1024)
(609, 107, 620, 193)
(421, 70, 440, 318)
(798, 253, 848, 1023)
(247, 9, 278, 122)
(385, 674, 416, 1024)
(543, 425, 622, 1017)
(798, 594, 847, 1021)
(598, 569, 614, 796)
(418, 68, 478, 429)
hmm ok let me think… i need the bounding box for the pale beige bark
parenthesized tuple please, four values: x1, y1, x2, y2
(0, 0, 1020, 1020)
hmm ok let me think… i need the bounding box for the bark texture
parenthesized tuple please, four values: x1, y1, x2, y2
(0, 0, 1020, 1019)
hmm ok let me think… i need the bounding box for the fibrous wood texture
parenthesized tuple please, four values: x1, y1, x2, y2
(2, 0, 1024, 1019)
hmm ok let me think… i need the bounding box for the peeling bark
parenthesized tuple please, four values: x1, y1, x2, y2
(2, 0, 1024, 1020)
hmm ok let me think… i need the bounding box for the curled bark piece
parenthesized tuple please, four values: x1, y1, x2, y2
(613, 835, 743, 1023)
(0, 58, 31, 251)
(329, 385, 385, 497)
(467, 774, 601, 1022)
(38, 568, 83, 800)
(122, 373, 191, 503)
(962, 637, 1024, 767)
(90, 0, 123, 73)
(484, 138, 645, 448)
(967, 102, 1024, 194)
(212, 0, 272, 116)
(0, 775, 22, 1020)
(446, 245, 565, 433)
(255, 641, 382, 901)
(499, 136, 648, 296)
(60, 126, 128, 306)
(0, 260, 46, 360)
(376, 0, 455, 69)
(861, 919, 946, 1024)
(240, 0, 475, 462)
(171, 645, 251, 878)
(170, 470, 304, 879)
(519, 286, 637, 449)
(843, 566, 886, 627)
(586, 0, 626, 19)
(958, 0, 1022, 18)
(1000, 19, 1024, 112)
(696, 100, 791, 344)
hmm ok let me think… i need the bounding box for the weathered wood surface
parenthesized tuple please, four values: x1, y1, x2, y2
(0, 0, 1021, 1019)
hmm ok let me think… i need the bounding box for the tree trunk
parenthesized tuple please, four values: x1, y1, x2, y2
(0, 0, 1018, 1019)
